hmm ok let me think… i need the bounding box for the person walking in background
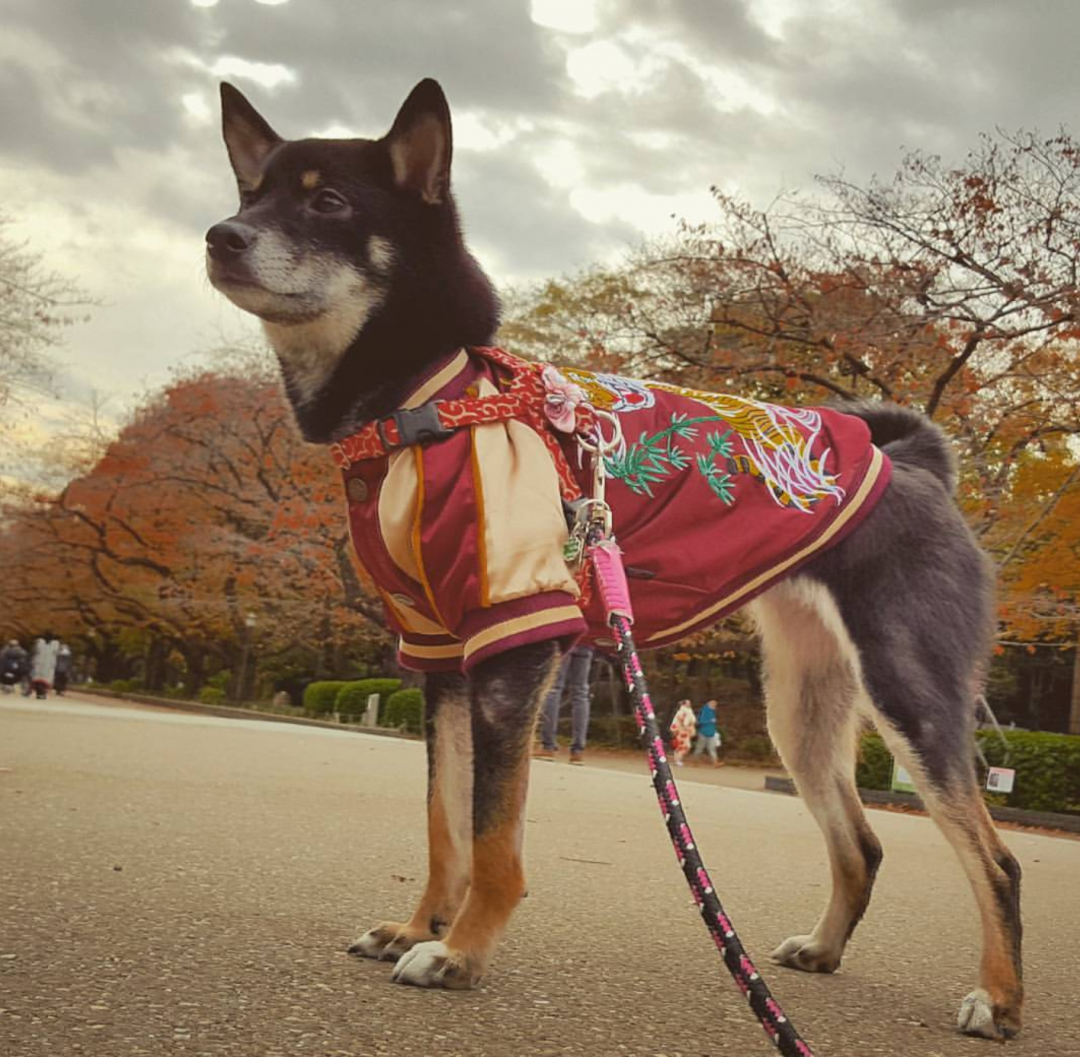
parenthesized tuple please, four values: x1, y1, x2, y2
(1, 640, 28, 694)
(693, 697, 723, 767)
(29, 633, 60, 700)
(669, 699, 697, 767)
(534, 644, 594, 765)
(54, 643, 73, 696)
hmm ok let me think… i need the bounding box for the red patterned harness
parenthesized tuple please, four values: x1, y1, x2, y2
(329, 346, 590, 503)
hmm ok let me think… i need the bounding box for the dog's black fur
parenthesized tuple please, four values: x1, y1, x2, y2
(207, 79, 1022, 1040)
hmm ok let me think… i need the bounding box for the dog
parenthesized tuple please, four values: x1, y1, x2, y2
(206, 78, 1022, 1041)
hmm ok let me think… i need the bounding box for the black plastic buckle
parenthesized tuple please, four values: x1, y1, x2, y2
(377, 401, 454, 450)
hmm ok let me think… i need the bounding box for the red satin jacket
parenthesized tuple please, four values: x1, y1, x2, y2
(335, 348, 891, 672)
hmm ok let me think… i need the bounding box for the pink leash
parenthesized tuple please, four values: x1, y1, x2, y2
(590, 537, 816, 1056)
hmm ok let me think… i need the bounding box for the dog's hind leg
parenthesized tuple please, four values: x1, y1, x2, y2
(807, 461, 1022, 1039)
(393, 640, 560, 989)
(751, 579, 884, 974)
(350, 671, 474, 961)
(873, 710, 1022, 1039)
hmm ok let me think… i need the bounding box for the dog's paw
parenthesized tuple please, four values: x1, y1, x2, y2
(391, 940, 479, 990)
(348, 921, 436, 962)
(770, 934, 841, 974)
(958, 988, 1021, 1040)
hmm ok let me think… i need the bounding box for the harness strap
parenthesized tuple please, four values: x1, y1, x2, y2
(329, 346, 591, 503)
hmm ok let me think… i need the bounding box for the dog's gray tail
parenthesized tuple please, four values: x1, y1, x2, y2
(846, 401, 957, 494)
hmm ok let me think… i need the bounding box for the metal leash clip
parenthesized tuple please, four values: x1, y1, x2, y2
(575, 407, 623, 532)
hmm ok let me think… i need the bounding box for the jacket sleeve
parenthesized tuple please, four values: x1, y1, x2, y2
(409, 418, 586, 671)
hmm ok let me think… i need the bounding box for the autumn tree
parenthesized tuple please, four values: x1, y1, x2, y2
(502, 128, 1080, 726)
(0, 362, 390, 694)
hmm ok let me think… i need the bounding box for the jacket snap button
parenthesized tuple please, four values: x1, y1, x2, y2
(346, 477, 369, 503)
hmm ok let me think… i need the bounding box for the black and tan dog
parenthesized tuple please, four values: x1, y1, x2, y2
(206, 79, 1022, 1040)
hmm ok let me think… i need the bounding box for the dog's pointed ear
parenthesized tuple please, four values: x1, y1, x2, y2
(220, 82, 282, 194)
(383, 79, 452, 205)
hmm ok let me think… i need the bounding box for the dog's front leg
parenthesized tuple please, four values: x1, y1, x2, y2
(350, 671, 473, 961)
(392, 640, 561, 989)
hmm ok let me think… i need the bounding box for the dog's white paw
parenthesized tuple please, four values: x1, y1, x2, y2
(957, 989, 1001, 1038)
(391, 940, 478, 990)
(771, 934, 841, 974)
(349, 928, 396, 960)
(348, 921, 436, 962)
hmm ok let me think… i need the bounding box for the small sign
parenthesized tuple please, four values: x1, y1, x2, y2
(891, 761, 916, 794)
(986, 767, 1016, 794)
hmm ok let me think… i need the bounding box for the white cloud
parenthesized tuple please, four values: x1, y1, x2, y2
(454, 112, 529, 153)
(569, 183, 716, 234)
(530, 0, 598, 34)
(181, 90, 213, 126)
(210, 55, 296, 90)
(565, 40, 638, 98)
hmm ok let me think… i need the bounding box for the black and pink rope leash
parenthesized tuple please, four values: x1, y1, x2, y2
(589, 536, 816, 1057)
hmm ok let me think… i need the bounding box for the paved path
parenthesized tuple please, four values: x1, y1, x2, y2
(2, 693, 1078, 1057)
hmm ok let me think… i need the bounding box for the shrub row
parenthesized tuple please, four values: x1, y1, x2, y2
(337, 679, 405, 720)
(300, 678, 424, 733)
(976, 730, 1080, 815)
(856, 731, 1080, 816)
(302, 680, 349, 715)
(383, 688, 425, 734)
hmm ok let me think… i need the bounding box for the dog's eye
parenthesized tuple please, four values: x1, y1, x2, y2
(311, 189, 348, 214)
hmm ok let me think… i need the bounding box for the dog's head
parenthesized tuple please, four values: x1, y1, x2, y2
(206, 79, 496, 439)
(207, 78, 452, 326)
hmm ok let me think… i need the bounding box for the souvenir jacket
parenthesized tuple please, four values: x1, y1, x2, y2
(336, 348, 892, 673)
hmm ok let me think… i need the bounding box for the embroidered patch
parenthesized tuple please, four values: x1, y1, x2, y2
(566, 367, 846, 513)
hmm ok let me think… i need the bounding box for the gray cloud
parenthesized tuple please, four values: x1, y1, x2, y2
(1, 0, 1077, 448)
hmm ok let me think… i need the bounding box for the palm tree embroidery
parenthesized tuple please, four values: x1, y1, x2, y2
(605, 413, 737, 503)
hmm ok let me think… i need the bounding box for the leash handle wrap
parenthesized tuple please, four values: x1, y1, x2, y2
(590, 539, 634, 623)
(590, 542, 815, 1056)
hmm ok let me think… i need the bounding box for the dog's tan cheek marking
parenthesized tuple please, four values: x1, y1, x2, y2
(368, 235, 395, 275)
(301, 169, 322, 191)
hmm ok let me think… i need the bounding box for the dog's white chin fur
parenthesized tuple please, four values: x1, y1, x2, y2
(210, 235, 392, 405)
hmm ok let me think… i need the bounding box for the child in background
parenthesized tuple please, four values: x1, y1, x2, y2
(669, 700, 697, 766)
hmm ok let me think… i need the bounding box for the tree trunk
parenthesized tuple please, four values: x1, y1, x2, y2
(182, 645, 207, 695)
(1069, 637, 1080, 735)
(144, 636, 167, 692)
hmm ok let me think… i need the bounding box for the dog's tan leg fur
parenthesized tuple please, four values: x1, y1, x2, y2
(752, 580, 883, 972)
(350, 679, 473, 961)
(417, 764, 531, 988)
(876, 720, 1023, 1038)
(391, 642, 559, 989)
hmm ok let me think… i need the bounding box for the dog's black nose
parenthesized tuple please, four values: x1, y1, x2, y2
(206, 221, 257, 260)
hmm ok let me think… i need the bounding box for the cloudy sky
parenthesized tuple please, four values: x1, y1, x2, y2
(2, 0, 1078, 452)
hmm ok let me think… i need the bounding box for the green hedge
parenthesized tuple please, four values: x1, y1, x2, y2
(198, 687, 226, 705)
(856, 731, 1080, 815)
(976, 730, 1080, 815)
(582, 715, 641, 746)
(732, 734, 777, 762)
(336, 679, 403, 720)
(303, 681, 349, 715)
(383, 688, 425, 734)
(856, 734, 894, 791)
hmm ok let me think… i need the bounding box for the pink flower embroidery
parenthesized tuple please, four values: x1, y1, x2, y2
(541, 365, 585, 433)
